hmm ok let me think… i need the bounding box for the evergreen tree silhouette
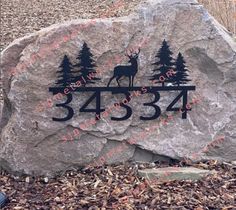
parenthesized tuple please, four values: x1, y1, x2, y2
(173, 52, 191, 86)
(74, 42, 100, 86)
(150, 39, 175, 86)
(55, 55, 74, 87)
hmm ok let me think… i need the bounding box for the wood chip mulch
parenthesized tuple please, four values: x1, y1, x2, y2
(0, 160, 236, 210)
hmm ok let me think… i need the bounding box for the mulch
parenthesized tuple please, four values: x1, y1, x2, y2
(0, 0, 141, 52)
(1, 160, 235, 209)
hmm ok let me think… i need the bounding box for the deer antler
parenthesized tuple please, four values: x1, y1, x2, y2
(135, 47, 140, 55)
(125, 47, 140, 58)
(130, 48, 135, 54)
(125, 49, 132, 58)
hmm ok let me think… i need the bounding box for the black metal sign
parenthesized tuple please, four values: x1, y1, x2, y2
(49, 40, 196, 122)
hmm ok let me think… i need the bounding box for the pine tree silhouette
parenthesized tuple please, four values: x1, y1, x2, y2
(150, 39, 175, 86)
(55, 55, 74, 87)
(173, 52, 191, 86)
(74, 42, 100, 86)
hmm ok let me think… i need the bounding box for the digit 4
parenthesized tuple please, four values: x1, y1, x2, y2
(166, 90, 190, 119)
(80, 91, 105, 120)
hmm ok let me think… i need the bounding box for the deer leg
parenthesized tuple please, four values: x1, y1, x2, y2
(128, 76, 131, 87)
(107, 76, 115, 87)
(116, 76, 121, 87)
(131, 76, 134, 87)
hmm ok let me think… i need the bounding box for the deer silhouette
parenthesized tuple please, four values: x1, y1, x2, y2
(107, 48, 140, 87)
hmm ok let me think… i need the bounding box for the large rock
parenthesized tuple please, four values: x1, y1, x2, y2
(0, 0, 236, 176)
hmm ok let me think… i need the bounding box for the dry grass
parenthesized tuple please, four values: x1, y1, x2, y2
(199, 0, 236, 36)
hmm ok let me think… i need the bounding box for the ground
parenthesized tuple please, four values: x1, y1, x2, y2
(0, 161, 235, 209)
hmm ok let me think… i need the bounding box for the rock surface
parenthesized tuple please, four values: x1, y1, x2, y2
(0, 0, 236, 176)
(138, 167, 214, 182)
